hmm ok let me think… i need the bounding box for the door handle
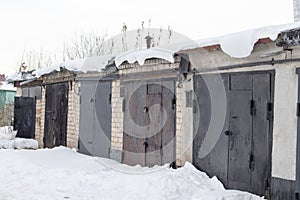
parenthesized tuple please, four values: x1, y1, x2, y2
(143, 141, 148, 148)
(224, 130, 232, 136)
(249, 154, 254, 170)
(143, 107, 148, 113)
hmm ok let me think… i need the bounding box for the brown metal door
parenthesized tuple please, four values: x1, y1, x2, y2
(123, 80, 176, 166)
(44, 82, 68, 148)
(144, 83, 162, 166)
(123, 82, 147, 166)
(161, 80, 176, 165)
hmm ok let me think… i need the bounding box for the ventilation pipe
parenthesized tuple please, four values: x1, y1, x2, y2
(145, 36, 153, 49)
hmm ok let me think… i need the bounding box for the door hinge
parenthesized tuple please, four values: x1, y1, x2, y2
(193, 99, 198, 113)
(250, 100, 256, 116)
(224, 130, 233, 136)
(297, 103, 300, 117)
(122, 99, 125, 112)
(172, 98, 176, 110)
(295, 192, 300, 200)
(249, 153, 254, 170)
(267, 102, 273, 120)
(264, 178, 271, 199)
(109, 94, 112, 105)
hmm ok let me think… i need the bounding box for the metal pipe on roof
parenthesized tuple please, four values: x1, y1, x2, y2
(192, 58, 300, 73)
(19, 78, 37, 86)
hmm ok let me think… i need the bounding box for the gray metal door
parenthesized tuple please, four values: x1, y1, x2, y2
(296, 69, 300, 200)
(79, 81, 112, 158)
(193, 72, 272, 197)
(123, 80, 176, 166)
(193, 74, 229, 185)
(251, 73, 272, 196)
(44, 82, 68, 148)
(227, 90, 252, 191)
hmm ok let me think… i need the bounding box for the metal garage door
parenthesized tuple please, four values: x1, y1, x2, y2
(14, 97, 36, 139)
(193, 72, 273, 197)
(44, 82, 68, 148)
(123, 80, 176, 167)
(78, 81, 112, 158)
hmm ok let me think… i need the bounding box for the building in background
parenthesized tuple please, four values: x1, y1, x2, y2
(0, 75, 16, 126)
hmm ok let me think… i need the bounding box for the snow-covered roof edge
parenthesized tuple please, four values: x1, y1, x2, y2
(193, 22, 300, 58)
(33, 55, 114, 78)
(0, 82, 16, 92)
(11, 22, 300, 80)
(115, 48, 175, 67)
(115, 22, 300, 67)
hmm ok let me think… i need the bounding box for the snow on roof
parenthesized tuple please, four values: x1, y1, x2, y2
(115, 48, 175, 66)
(7, 72, 35, 82)
(17, 22, 300, 79)
(33, 55, 114, 78)
(114, 22, 300, 66)
(194, 22, 300, 58)
(0, 82, 16, 92)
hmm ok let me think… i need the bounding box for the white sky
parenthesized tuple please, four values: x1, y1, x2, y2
(0, 0, 294, 76)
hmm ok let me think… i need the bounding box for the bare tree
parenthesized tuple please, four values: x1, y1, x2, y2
(19, 49, 54, 71)
(18, 21, 173, 70)
(63, 32, 107, 60)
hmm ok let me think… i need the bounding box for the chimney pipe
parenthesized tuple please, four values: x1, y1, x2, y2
(294, 0, 300, 22)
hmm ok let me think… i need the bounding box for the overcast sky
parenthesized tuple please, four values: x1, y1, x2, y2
(0, 0, 294, 75)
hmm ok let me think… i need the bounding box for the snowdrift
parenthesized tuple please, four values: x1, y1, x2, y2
(0, 126, 38, 149)
(0, 147, 262, 200)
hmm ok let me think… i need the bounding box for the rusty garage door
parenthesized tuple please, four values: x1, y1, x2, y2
(123, 80, 176, 167)
(78, 81, 112, 158)
(44, 82, 69, 148)
(193, 72, 273, 197)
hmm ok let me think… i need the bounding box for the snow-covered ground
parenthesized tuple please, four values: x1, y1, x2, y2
(0, 126, 38, 149)
(0, 147, 262, 200)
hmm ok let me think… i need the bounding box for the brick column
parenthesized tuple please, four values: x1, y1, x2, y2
(110, 80, 124, 162)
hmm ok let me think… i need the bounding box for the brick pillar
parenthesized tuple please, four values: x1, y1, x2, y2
(110, 80, 124, 162)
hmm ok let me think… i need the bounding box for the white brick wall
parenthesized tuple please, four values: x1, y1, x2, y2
(110, 59, 195, 166)
(110, 80, 124, 151)
(35, 81, 80, 149)
(175, 74, 193, 166)
(66, 81, 80, 148)
(35, 98, 43, 148)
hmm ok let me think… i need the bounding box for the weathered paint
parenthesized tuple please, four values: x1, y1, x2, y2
(188, 42, 300, 182)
